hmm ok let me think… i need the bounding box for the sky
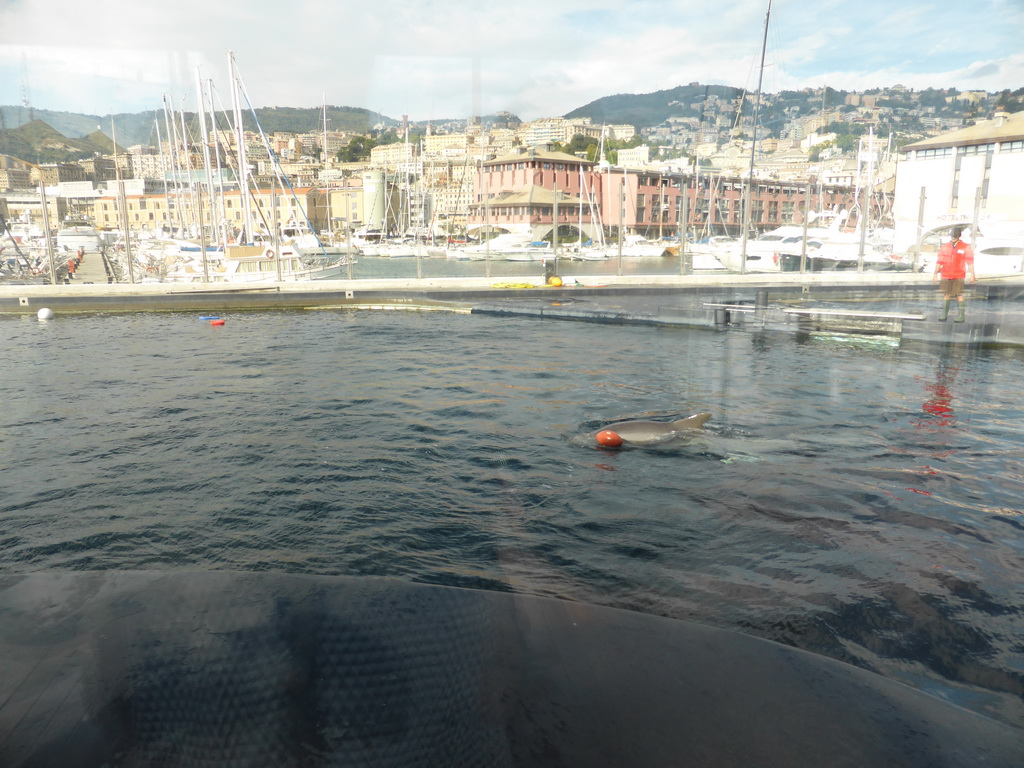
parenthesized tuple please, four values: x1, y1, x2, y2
(1, 0, 1023, 124)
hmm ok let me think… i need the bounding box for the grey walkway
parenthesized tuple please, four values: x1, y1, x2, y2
(66, 249, 110, 284)
(470, 281, 1024, 348)
(3, 271, 1023, 348)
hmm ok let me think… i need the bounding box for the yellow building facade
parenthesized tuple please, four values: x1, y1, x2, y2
(90, 187, 349, 236)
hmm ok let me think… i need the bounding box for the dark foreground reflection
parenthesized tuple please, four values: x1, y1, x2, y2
(1, 571, 1021, 767)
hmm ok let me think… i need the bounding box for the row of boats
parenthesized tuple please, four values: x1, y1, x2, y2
(4, 214, 1022, 283)
(692, 212, 1024, 275)
(354, 231, 724, 268)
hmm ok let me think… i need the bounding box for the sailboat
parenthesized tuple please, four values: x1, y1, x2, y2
(735, 0, 773, 274)
(224, 54, 354, 273)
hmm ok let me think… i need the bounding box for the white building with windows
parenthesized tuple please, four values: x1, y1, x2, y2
(893, 110, 1024, 251)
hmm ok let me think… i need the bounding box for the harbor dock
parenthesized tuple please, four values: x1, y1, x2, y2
(3, 270, 1023, 349)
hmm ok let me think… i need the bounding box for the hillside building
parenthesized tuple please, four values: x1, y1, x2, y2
(32, 163, 87, 186)
(90, 186, 333, 240)
(2, 190, 66, 227)
(0, 166, 32, 192)
(893, 109, 1024, 248)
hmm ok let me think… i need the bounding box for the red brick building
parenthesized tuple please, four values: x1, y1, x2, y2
(469, 147, 859, 242)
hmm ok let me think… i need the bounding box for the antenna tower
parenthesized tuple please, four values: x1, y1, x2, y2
(21, 55, 35, 124)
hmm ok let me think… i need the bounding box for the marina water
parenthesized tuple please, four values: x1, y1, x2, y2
(2, 306, 1022, 728)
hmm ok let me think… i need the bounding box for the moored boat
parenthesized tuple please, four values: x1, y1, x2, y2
(55, 218, 104, 252)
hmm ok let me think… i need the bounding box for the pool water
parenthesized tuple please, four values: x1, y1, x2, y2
(2, 308, 1022, 727)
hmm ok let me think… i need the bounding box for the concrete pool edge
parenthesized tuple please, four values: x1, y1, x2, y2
(4, 272, 1024, 348)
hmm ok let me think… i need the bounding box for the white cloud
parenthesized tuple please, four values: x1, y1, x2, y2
(1, 0, 1022, 121)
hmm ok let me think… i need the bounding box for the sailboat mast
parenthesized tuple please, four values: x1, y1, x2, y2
(323, 94, 332, 239)
(228, 51, 253, 244)
(208, 78, 229, 246)
(163, 96, 185, 236)
(178, 95, 199, 236)
(196, 66, 218, 245)
(322, 94, 328, 165)
(405, 123, 412, 236)
(111, 117, 135, 284)
(578, 163, 584, 247)
(154, 117, 171, 234)
(739, 0, 772, 274)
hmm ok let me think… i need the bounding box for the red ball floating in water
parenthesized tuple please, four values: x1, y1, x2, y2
(210, 319, 226, 326)
(596, 430, 623, 447)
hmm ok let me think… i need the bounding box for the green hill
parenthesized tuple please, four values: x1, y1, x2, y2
(249, 106, 394, 135)
(0, 105, 396, 149)
(0, 104, 400, 166)
(2, 81, 1012, 164)
(0, 119, 117, 164)
(563, 83, 857, 137)
(565, 83, 745, 128)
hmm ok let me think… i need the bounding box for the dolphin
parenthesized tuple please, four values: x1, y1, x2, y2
(595, 412, 712, 447)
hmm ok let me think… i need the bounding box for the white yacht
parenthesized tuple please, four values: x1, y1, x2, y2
(907, 222, 1024, 275)
(55, 219, 104, 252)
(462, 233, 553, 261)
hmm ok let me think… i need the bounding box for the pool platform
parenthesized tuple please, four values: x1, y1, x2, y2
(3, 270, 1024, 348)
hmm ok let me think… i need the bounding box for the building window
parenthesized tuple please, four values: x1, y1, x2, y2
(999, 140, 1024, 153)
(914, 147, 952, 159)
(959, 143, 996, 156)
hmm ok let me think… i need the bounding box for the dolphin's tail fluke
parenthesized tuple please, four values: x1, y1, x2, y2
(672, 412, 712, 430)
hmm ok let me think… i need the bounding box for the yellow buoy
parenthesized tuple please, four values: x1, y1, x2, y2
(548, 276, 563, 287)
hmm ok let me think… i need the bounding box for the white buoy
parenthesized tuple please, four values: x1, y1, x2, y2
(37, 308, 55, 320)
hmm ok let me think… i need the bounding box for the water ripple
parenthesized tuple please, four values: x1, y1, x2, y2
(2, 310, 1024, 727)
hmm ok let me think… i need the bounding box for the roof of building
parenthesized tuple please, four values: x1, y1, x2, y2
(482, 185, 584, 207)
(485, 147, 595, 167)
(903, 111, 1024, 151)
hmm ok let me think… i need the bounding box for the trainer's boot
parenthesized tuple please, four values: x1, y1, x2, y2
(954, 299, 966, 323)
(938, 299, 951, 321)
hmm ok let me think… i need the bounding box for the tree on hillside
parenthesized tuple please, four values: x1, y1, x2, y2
(808, 141, 833, 162)
(822, 87, 848, 109)
(994, 88, 1024, 114)
(835, 134, 859, 153)
(338, 135, 375, 162)
(564, 133, 599, 157)
(552, 132, 650, 163)
(918, 88, 953, 112)
(823, 121, 870, 140)
(373, 130, 401, 146)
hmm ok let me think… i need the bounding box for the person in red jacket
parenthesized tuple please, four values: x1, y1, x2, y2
(932, 225, 975, 322)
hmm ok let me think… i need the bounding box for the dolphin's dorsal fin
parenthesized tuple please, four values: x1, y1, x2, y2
(671, 412, 712, 430)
